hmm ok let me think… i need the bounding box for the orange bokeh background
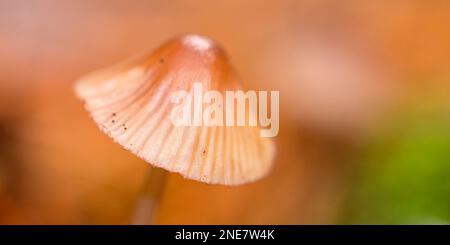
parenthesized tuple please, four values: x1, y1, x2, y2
(0, 0, 449, 224)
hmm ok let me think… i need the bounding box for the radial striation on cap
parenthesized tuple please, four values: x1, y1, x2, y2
(75, 34, 276, 186)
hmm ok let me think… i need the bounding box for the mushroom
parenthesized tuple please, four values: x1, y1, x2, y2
(74, 34, 276, 223)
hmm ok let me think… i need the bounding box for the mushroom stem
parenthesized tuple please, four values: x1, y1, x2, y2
(131, 166, 167, 224)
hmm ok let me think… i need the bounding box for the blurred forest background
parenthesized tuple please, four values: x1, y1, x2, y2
(0, 0, 449, 224)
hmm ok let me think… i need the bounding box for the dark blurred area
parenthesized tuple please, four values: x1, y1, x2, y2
(0, 0, 449, 224)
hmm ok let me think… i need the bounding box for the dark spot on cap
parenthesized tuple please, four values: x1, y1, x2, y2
(202, 150, 206, 154)
(112, 113, 116, 116)
(160, 58, 164, 63)
(111, 120, 115, 123)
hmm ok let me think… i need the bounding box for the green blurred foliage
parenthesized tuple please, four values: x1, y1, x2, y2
(345, 108, 450, 224)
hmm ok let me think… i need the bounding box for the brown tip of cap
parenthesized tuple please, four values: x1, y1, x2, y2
(156, 34, 229, 71)
(179, 34, 220, 54)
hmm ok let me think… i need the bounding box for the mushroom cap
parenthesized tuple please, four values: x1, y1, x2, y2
(75, 34, 276, 186)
